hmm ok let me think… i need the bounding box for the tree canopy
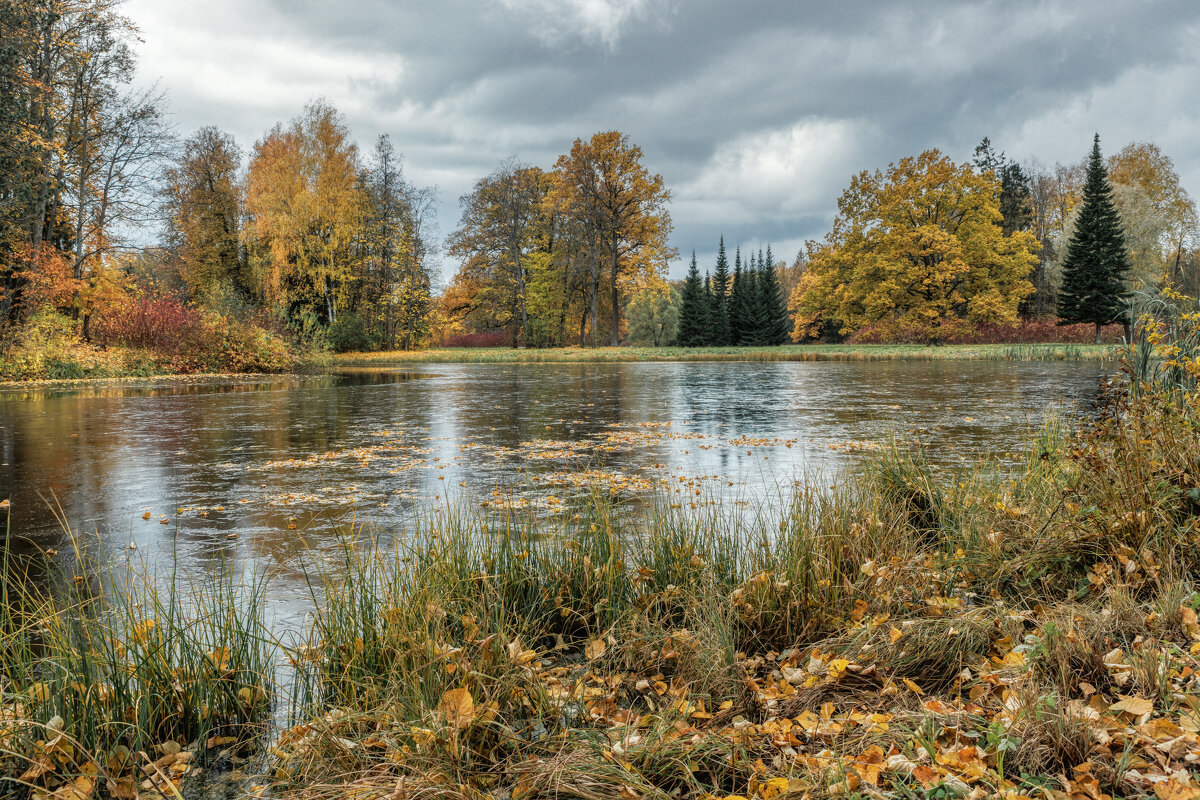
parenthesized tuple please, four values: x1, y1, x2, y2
(790, 149, 1039, 343)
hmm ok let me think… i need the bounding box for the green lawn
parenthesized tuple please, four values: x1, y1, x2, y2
(334, 342, 1120, 365)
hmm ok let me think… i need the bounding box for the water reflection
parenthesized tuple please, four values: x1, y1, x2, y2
(1, 361, 1105, 590)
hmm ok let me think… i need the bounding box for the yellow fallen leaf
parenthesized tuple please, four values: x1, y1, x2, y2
(1110, 695, 1154, 717)
(584, 638, 607, 660)
(903, 678, 925, 695)
(440, 687, 475, 729)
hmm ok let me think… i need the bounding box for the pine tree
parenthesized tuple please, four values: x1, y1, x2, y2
(758, 244, 791, 345)
(709, 235, 732, 345)
(1057, 134, 1131, 344)
(676, 251, 709, 347)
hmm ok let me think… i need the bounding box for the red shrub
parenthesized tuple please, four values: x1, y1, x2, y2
(94, 296, 296, 374)
(442, 331, 513, 348)
(93, 296, 201, 351)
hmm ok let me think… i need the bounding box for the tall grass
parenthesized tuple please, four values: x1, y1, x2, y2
(6, 300, 1200, 797)
(0, 526, 274, 795)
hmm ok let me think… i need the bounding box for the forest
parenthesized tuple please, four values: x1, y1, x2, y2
(2, 1, 1199, 380)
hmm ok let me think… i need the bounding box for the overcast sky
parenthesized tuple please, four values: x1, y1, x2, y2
(123, 0, 1200, 282)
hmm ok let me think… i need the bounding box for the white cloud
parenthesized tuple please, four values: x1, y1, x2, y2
(677, 119, 875, 227)
(496, 0, 671, 49)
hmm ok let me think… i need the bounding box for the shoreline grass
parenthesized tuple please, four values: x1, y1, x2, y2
(5, 378, 1200, 798)
(334, 342, 1120, 366)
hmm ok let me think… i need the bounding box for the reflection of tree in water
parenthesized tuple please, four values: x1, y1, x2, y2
(0, 362, 1107, 594)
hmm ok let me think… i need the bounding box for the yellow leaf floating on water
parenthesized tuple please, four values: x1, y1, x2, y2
(440, 687, 475, 730)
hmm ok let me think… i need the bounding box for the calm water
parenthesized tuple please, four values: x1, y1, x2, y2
(0, 361, 1105, 598)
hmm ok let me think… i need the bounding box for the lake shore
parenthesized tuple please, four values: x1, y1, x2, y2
(4, 373, 1199, 799)
(336, 342, 1120, 365)
(0, 343, 1118, 386)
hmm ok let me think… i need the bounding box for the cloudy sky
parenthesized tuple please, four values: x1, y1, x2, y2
(123, 0, 1200, 282)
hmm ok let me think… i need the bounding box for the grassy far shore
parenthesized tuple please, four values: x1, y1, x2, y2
(0, 342, 1119, 385)
(3, 334, 1200, 799)
(334, 342, 1119, 366)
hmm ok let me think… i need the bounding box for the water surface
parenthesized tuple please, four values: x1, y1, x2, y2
(1, 360, 1104, 593)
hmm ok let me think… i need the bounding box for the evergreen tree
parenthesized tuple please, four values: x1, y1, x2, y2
(1057, 134, 1131, 344)
(703, 271, 717, 345)
(676, 251, 709, 347)
(757, 244, 791, 345)
(729, 247, 754, 345)
(709, 235, 732, 345)
(973, 137, 1032, 236)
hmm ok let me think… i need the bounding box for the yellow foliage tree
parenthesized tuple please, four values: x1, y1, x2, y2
(553, 131, 675, 346)
(244, 100, 366, 325)
(790, 150, 1038, 343)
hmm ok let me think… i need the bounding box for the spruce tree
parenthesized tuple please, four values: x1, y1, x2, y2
(1057, 134, 1131, 344)
(729, 247, 754, 345)
(703, 271, 717, 346)
(676, 251, 709, 347)
(710, 236, 732, 345)
(758, 244, 791, 345)
(744, 250, 764, 344)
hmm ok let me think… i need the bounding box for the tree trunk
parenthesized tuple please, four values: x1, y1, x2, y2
(610, 242, 620, 347)
(1095, 322, 1102, 345)
(588, 243, 599, 347)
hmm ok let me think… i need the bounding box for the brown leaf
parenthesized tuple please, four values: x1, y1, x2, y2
(439, 687, 475, 730)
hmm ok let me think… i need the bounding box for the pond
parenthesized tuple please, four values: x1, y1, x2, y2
(1, 360, 1105, 605)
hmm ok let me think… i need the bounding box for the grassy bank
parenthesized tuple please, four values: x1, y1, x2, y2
(335, 342, 1119, 366)
(5, 367, 1200, 798)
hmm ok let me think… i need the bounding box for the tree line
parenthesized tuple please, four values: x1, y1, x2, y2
(443, 133, 676, 349)
(673, 238, 789, 347)
(0, 1, 435, 353)
(2, 0, 1197, 357)
(786, 135, 1198, 345)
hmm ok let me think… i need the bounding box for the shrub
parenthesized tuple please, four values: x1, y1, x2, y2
(327, 312, 373, 353)
(93, 295, 201, 351)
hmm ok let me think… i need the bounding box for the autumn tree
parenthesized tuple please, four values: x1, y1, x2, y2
(0, 0, 165, 336)
(164, 126, 243, 301)
(362, 134, 434, 350)
(790, 150, 1038, 343)
(626, 283, 678, 346)
(554, 131, 674, 346)
(1107, 141, 1198, 289)
(1057, 136, 1131, 343)
(448, 160, 549, 346)
(245, 100, 366, 328)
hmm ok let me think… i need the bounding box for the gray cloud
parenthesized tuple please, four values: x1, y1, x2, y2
(125, 0, 1200, 280)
